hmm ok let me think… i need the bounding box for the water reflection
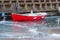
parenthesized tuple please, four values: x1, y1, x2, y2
(0, 20, 46, 40)
(45, 18, 58, 27)
(0, 16, 60, 40)
(45, 16, 60, 27)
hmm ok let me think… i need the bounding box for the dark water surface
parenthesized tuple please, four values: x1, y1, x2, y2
(0, 16, 60, 40)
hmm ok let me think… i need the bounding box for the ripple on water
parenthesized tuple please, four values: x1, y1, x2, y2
(0, 16, 60, 40)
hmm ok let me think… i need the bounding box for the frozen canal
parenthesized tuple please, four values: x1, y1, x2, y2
(0, 16, 60, 40)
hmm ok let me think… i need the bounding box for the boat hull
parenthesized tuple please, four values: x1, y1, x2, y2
(12, 14, 45, 21)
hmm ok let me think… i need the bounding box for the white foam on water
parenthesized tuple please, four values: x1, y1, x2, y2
(0, 21, 5, 24)
(49, 33, 60, 38)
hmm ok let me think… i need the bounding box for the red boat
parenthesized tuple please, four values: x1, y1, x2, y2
(11, 12, 47, 21)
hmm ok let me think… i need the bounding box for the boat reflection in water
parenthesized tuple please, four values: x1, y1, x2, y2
(12, 20, 45, 30)
(0, 16, 60, 40)
(0, 20, 46, 40)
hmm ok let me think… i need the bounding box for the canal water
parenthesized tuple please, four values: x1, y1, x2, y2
(0, 16, 60, 40)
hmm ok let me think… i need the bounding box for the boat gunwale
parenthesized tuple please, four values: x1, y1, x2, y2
(12, 13, 46, 16)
